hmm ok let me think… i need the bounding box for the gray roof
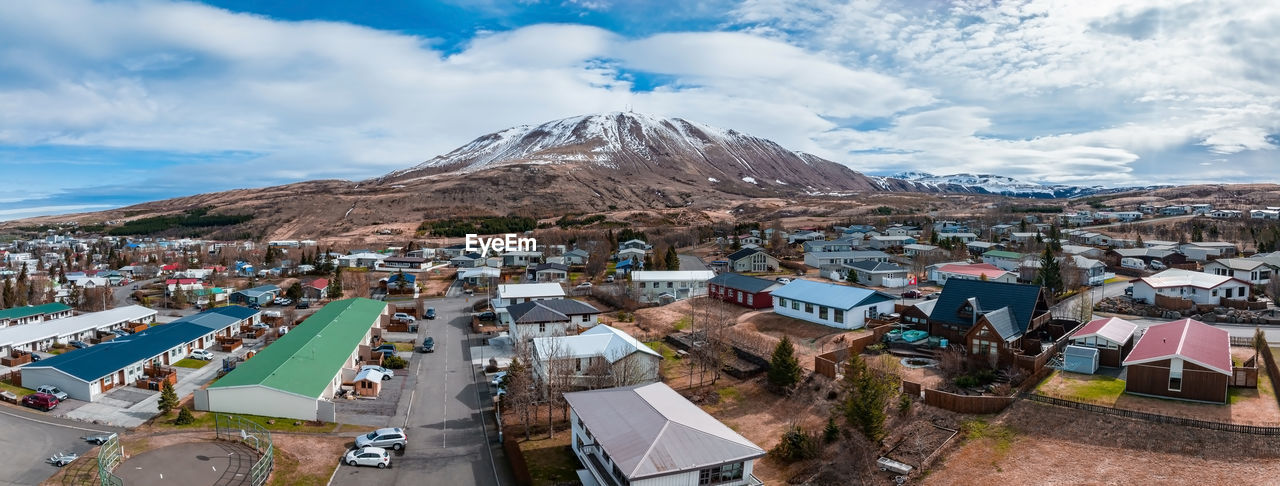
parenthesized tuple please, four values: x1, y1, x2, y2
(707, 273, 782, 293)
(770, 279, 894, 310)
(507, 299, 600, 324)
(845, 260, 905, 273)
(532, 262, 569, 273)
(983, 306, 1021, 341)
(563, 382, 764, 480)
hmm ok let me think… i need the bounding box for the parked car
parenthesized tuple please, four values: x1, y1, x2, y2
(425, 308, 436, 320)
(29, 353, 41, 362)
(372, 344, 397, 355)
(605, 275, 615, 283)
(355, 427, 407, 451)
(419, 337, 434, 353)
(490, 371, 508, 389)
(477, 311, 496, 321)
(68, 340, 89, 350)
(190, 349, 215, 361)
(343, 446, 390, 468)
(360, 365, 393, 380)
(251, 322, 271, 329)
(393, 312, 415, 324)
(775, 277, 792, 284)
(35, 385, 69, 401)
(1150, 260, 1168, 270)
(295, 300, 310, 309)
(900, 289, 921, 298)
(1124, 285, 1134, 296)
(82, 433, 117, 445)
(575, 282, 593, 290)
(22, 392, 59, 412)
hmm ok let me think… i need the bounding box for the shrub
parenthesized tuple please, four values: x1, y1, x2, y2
(823, 416, 840, 443)
(898, 393, 913, 415)
(767, 336, 803, 393)
(383, 355, 408, 369)
(769, 425, 820, 462)
(174, 407, 195, 425)
(954, 375, 979, 388)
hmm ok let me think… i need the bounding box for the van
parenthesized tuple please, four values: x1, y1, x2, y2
(1120, 257, 1146, 270)
(1149, 260, 1167, 270)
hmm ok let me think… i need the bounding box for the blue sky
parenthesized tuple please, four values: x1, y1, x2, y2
(1, 0, 1278, 220)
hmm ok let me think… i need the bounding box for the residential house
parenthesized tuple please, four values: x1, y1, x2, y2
(1060, 244, 1105, 260)
(981, 250, 1025, 272)
(529, 263, 570, 282)
(24, 306, 258, 403)
(0, 305, 157, 355)
(457, 266, 501, 286)
(868, 235, 916, 250)
(336, 252, 387, 269)
(903, 243, 942, 258)
(1179, 242, 1239, 262)
(166, 278, 204, 294)
(899, 299, 937, 330)
(531, 325, 662, 389)
(629, 271, 715, 303)
(615, 247, 647, 263)
(1122, 319, 1231, 403)
(229, 285, 281, 307)
(1019, 255, 1106, 286)
(707, 273, 782, 309)
(803, 250, 891, 269)
(302, 278, 329, 301)
(619, 239, 651, 251)
(1209, 209, 1243, 219)
(439, 243, 469, 258)
(770, 280, 896, 330)
(1131, 269, 1251, 306)
(842, 260, 909, 287)
(737, 234, 763, 246)
(928, 263, 1018, 285)
(198, 299, 389, 422)
(384, 273, 416, 291)
(926, 279, 1054, 365)
(381, 256, 430, 270)
(450, 253, 482, 268)
(494, 283, 567, 308)
(0, 303, 73, 328)
(1251, 209, 1280, 220)
(1160, 205, 1190, 216)
(938, 232, 978, 243)
(563, 249, 590, 266)
(726, 248, 779, 273)
(803, 239, 855, 253)
(1068, 317, 1138, 368)
(884, 225, 922, 237)
(1203, 258, 1272, 285)
(966, 241, 998, 256)
(787, 230, 826, 244)
(501, 251, 543, 267)
(506, 299, 602, 341)
(566, 382, 765, 486)
(1007, 232, 1041, 246)
(1106, 247, 1187, 268)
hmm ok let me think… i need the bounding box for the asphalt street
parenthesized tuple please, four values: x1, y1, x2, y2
(330, 288, 511, 486)
(0, 404, 123, 486)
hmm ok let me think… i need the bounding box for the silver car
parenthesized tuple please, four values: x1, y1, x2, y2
(343, 446, 390, 468)
(35, 385, 69, 401)
(355, 427, 406, 451)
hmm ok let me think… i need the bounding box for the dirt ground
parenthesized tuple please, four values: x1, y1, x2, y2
(926, 400, 1280, 485)
(419, 268, 456, 296)
(736, 310, 864, 370)
(627, 297, 753, 340)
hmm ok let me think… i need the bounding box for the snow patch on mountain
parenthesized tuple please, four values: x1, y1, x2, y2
(886, 171, 1113, 199)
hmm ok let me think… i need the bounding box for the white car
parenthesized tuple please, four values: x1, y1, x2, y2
(35, 385, 69, 401)
(344, 446, 390, 468)
(190, 349, 214, 361)
(360, 365, 393, 380)
(575, 282, 593, 290)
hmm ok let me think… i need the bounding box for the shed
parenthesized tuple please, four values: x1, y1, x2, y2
(1062, 345, 1099, 374)
(353, 369, 384, 397)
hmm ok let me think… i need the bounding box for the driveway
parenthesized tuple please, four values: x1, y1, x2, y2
(678, 254, 709, 271)
(0, 405, 123, 485)
(61, 349, 230, 427)
(330, 294, 512, 485)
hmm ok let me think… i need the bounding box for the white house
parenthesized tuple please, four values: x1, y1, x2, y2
(928, 263, 1018, 285)
(531, 325, 661, 388)
(505, 299, 602, 341)
(566, 382, 765, 486)
(0, 305, 157, 355)
(1203, 258, 1272, 286)
(493, 283, 566, 308)
(770, 279, 896, 330)
(1131, 269, 1251, 306)
(803, 250, 891, 268)
(629, 270, 715, 303)
(336, 252, 387, 269)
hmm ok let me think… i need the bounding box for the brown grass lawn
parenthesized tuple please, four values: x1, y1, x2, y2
(926, 400, 1280, 485)
(736, 310, 863, 371)
(518, 434, 579, 486)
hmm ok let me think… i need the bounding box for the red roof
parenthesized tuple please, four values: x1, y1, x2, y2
(937, 263, 1007, 278)
(203, 265, 227, 272)
(307, 278, 329, 289)
(161, 264, 181, 271)
(1123, 319, 1231, 375)
(165, 278, 201, 285)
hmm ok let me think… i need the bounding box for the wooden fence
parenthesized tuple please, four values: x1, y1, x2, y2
(1154, 293, 1195, 310)
(1025, 393, 1280, 436)
(923, 388, 1015, 414)
(813, 325, 897, 379)
(1223, 299, 1269, 311)
(902, 380, 922, 398)
(1263, 346, 1280, 409)
(502, 437, 533, 486)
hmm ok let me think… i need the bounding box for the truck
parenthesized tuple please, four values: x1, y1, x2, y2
(1120, 257, 1146, 270)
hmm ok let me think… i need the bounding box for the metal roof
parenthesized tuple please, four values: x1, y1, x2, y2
(929, 279, 1045, 331)
(769, 279, 894, 310)
(0, 302, 71, 321)
(563, 382, 765, 480)
(707, 273, 781, 293)
(234, 285, 280, 298)
(532, 325, 661, 362)
(630, 271, 716, 282)
(1123, 319, 1231, 375)
(507, 299, 601, 324)
(982, 250, 1023, 259)
(1137, 269, 1248, 290)
(209, 298, 387, 398)
(1207, 258, 1269, 272)
(1071, 317, 1138, 344)
(0, 305, 156, 348)
(982, 307, 1021, 341)
(25, 306, 256, 383)
(845, 260, 905, 273)
(497, 283, 566, 300)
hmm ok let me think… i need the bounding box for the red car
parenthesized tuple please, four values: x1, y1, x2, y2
(22, 392, 59, 412)
(900, 289, 922, 298)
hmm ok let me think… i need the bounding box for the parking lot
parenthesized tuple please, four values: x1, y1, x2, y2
(0, 405, 122, 485)
(335, 350, 417, 428)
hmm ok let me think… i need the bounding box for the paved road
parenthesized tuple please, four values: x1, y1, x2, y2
(331, 292, 511, 486)
(0, 404, 123, 485)
(678, 254, 708, 271)
(112, 278, 157, 308)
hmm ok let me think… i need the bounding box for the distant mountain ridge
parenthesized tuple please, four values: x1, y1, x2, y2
(884, 171, 1158, 199)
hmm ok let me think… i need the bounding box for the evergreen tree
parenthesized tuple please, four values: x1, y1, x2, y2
(0, 278, 11, 309)
(730, 235, 741, 251)
(664, 247, 679, 270)
(1135, 232, 1144, 248)
(1191, 225, 1204, 243)
(767, 335, 803, 392)
(328, 266, 344, 299)
(1033, 245, 1064, 295)
(842, 353, 896, 441)
(158, 382, 179, 416)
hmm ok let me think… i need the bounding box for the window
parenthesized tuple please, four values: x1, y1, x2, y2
(804, 303, 813, 313)
(791, 301, 800, 310)
(1169, 360, 1183, 391)
(699, 462, 745, 485)
(638, 282, 646, 289)
(833, 309, 844, 322)
(667, 282, 674, 288)
(818, 306, 828, 320)
(747, 294, 753, 306)
(539, 323, 546, 332)
(737, 293, 744, 303)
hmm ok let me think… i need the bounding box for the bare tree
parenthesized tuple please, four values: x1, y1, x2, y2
(343, 271, 371, 298)
(506, 340, 537, 441)
(1059, 254, 1082, 291)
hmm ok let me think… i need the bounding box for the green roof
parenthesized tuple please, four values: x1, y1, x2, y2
(0, 303, 72, 321)
(209, 298, 386, 398)
(982, 250, 1024, 259)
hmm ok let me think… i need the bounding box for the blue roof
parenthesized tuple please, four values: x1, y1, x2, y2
(235, 285, 280, 297)
(387, 273, 417, 283)
(27, 306, 257, 382)
(769, 279, 894, 310)
(204, 305, 260, 321)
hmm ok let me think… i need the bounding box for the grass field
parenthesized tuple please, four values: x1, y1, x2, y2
(151, 409, 348, 434)
(0, 382, 36, 398)
(1035, 370, 1126, 405)
(172, 358, 210, 369)
(518, 434, 579, 485)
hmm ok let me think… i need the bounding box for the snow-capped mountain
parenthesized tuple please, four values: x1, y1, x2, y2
(887, 171, 1115, 199)
(380, 112, 889, 192)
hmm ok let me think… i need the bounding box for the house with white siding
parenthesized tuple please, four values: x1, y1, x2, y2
(770, 279, 896, 330)
(531, 325, 661, 389)
(1132, 269, 1251, 306)
(628, 271, 715, 303)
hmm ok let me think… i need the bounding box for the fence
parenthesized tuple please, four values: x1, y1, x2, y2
(1263, 346, 1280, 409)
(502, 436, 533, 486)
(1223, 299, 1269, 311)
(96, 433, 124, 486)
(1024, 394, 1280, 436)
(1154, 293, 1195, 311)
(213, 414, 274, 486)
(813, 325, 895, 379)
(902, 380, 922, 398)
(922, 388, 1015, 415)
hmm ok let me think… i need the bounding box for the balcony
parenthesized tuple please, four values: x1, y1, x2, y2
(581, 449, 622, 486)
(746, 473, 765, 486)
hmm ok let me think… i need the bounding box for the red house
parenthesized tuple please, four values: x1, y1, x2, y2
(1122, 319, 1231, 403)
(707, 273, 782, 309)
